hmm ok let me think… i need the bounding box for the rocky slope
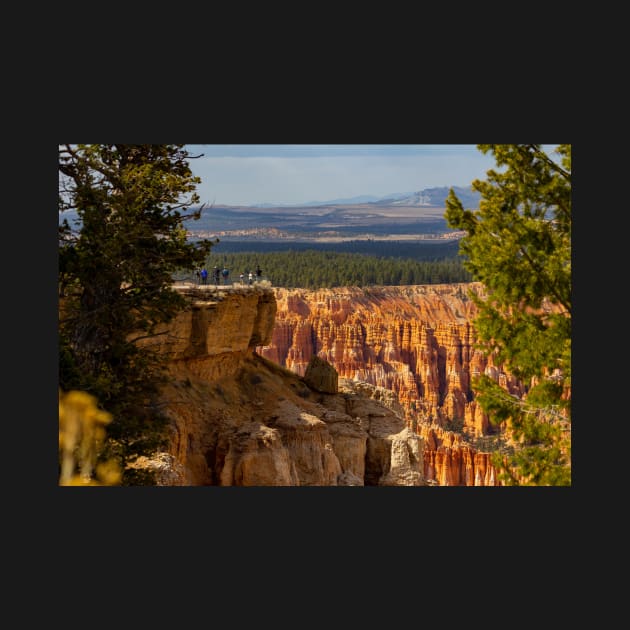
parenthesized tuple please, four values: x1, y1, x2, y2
(133, 284, 425, 486)
(257, 283, 523, 485)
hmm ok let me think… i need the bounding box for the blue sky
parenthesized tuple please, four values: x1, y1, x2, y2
(184, 144, 502, 207)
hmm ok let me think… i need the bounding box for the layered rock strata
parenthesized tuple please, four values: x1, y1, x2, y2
(135, 284, 425, 486)
(257, 283, 522, 486)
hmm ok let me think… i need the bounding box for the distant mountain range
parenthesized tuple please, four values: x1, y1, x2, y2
(375, 186, 481, 208)
(59, 186, 482, 229)
(252, 186, 481, 209)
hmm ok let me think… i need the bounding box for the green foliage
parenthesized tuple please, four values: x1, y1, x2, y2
(59, 144, 215, 484)
(445, 144, 571, 486)
(472, 376, 571, 486)
(209, 238, 464, 258)
(178, 249, 472, 288)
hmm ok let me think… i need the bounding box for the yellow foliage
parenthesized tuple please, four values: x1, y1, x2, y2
(59, 389, 121, 486)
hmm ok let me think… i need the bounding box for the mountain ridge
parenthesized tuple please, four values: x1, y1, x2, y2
(249, 185, 480, 209)
(58, 185, 481, 240)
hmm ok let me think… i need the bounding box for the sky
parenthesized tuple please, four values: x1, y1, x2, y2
(183, 144, 502, 207)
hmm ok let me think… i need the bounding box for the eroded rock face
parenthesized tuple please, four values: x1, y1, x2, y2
(157, 356, 424, 486)
(257, 284, 516, 486)
(142, 285, 424, 486)
(136, 283, 545, 486)
(260, 284, 501, 423)
(135, 284, 277, 361)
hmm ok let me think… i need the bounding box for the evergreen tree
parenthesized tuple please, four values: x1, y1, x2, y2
(445, 144, 571, 485)
(59, 144, 215, 482)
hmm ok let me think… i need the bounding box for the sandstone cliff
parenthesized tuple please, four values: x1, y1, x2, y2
(257, 284, 520, 486)
(134, 284, 425, 486)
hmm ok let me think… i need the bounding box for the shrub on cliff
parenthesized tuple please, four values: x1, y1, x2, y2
(446, 144, 571, 486)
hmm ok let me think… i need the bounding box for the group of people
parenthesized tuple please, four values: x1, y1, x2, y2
(239, 265, 263, 285)
(196, 265, 229, 285)
(196, 264, 262, 286)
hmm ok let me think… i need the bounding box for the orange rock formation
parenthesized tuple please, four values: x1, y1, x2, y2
(134, 284, 425, 486)
(258, 283, 520, 485)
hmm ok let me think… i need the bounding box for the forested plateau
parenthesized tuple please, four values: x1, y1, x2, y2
(175, 240, 472, 289)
